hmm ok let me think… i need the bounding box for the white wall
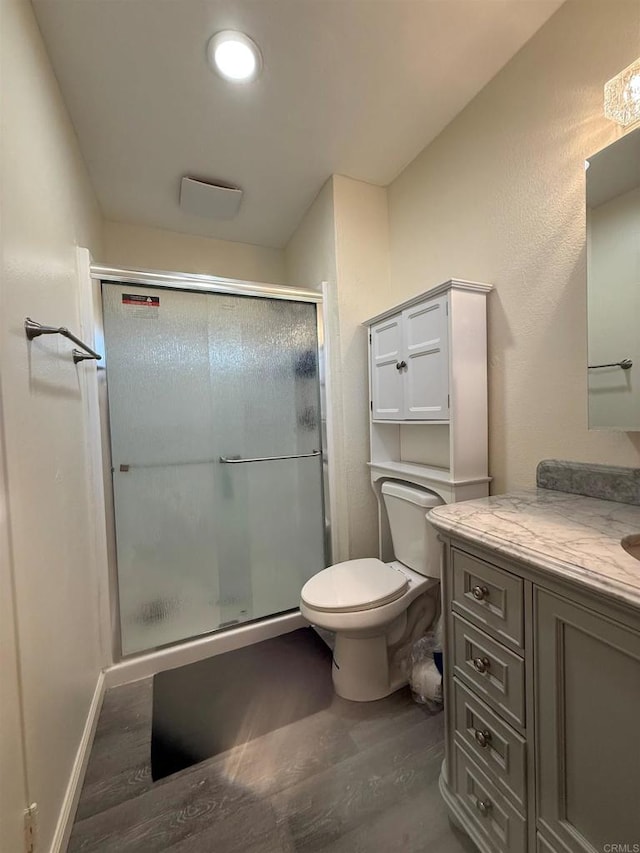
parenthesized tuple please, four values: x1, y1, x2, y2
(387, 0, 640, 493)
(588, 186, 640, 428)
(285, 176, 391, 561)
(0, 0, 105, 847)
(103, 220, 287, 285)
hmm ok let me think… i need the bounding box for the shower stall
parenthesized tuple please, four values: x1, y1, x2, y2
(98, 271, 329, 657)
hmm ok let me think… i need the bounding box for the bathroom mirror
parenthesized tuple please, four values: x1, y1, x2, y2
(586, 127, 640, 430)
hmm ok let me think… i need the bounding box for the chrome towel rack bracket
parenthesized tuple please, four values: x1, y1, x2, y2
(25, 317, 102, 364)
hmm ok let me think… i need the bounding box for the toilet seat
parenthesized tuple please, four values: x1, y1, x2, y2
(301, 558, 409, 613)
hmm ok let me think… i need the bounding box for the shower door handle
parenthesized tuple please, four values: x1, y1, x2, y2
(219, 451, 321, 464)
(115, 452, 322, 472)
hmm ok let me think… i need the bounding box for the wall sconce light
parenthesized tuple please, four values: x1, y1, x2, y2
(604, 57, 640, 126)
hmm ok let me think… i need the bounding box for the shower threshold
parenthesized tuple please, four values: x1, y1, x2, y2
(104, 609, 306, 690)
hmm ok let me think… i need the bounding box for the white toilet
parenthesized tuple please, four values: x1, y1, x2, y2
(300, 481, 444, 702)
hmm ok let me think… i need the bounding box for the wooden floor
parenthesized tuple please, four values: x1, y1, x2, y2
(69, 657, 476, 852)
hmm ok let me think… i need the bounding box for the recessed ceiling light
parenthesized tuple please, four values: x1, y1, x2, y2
(207, 30, 262, 83)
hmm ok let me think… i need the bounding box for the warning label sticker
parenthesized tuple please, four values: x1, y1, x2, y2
(122, 293, 159, 319)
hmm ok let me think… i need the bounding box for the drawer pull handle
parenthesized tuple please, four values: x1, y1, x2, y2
(476, 798, 492, 817)
(395, 360, 407, 371)
(474, 729, 492, 748)
(471, 585, 489, 601)
(472, 656, 491, 674)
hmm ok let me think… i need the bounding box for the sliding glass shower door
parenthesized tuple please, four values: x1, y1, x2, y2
(102, 282, 327, 655)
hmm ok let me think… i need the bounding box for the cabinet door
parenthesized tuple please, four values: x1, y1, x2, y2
(370, 315, 403, 419)
(535, 589, 640, 853)
(402, 297, 449, 420)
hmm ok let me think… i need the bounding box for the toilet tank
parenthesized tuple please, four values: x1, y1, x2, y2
(381, 481, 444, 578)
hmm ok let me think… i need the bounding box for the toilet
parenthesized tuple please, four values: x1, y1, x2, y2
(300, 481, 444, 701)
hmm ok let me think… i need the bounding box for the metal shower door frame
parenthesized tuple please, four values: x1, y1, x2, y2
(91, 263, 332, 661)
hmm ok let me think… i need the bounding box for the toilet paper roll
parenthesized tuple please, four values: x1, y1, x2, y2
(411, 659, 442, 703)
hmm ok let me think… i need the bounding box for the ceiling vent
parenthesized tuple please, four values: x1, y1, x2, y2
(179, 176, 243, 220)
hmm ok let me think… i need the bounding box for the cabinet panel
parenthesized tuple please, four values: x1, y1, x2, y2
(452, 614, 525, 729)
(452, 548, 524, 650)
(536, 833, 558, 853)
(453, 743, 527, 853)
(535, 589, 640, 853)
(370, 316, 403, 419)
(402, 297, 449, 420)
(453, 678, 527, 811)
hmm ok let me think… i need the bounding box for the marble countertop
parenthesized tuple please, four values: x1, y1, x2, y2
(428, 488, 640, 610)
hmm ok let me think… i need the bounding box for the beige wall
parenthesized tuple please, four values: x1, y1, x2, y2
(285, 180, 350, 559)
(0, 0, 105, 848)
(0, 412, 27, 853)
(285, 176, 391, 562)
(103, 220, 287, 285)
(332, 176, 391, 557)
(387, 0, 640, 493)
(285, 179, 337, 296)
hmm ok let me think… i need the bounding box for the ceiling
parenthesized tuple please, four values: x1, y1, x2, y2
(32, 0, 563, 249)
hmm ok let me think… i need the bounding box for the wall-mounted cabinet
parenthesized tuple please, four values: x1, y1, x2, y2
(371, 294, 449, 421)
(364, 280, 492, 547)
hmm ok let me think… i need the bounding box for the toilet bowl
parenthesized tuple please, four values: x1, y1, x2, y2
(300, 481, 444, 701)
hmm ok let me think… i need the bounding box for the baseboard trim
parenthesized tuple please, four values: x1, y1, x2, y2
(104, 610, 306, 688)
(50, 671, 105, 853)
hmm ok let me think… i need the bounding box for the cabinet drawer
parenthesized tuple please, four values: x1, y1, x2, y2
(453, 743, 527, 853)
(452, 678, 527, 812)
(452, 549, 524, 650)
(452, 614, 525, 730)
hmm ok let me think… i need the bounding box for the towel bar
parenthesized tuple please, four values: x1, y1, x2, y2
(25, 317, 102, 364)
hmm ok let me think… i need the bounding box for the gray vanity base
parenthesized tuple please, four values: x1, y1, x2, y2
(430, 491, 640, 853)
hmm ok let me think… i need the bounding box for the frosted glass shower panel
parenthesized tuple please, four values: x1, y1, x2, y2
(210, 296, 325, 624)
(102, 284, 326, 655)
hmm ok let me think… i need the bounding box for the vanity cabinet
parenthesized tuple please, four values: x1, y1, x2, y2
(438, 539, 640, 853)
(535, 589, 640, 853)
(370, 294, 449, 421)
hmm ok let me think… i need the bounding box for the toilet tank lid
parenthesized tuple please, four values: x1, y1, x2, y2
(301, 559, 408, 612)
(381, 481, 442, 508)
